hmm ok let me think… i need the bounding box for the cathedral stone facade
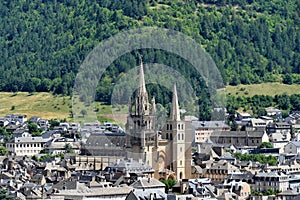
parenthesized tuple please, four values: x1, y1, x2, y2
(126, 60, 192, 180)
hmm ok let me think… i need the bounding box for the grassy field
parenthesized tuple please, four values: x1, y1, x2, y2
(225, 83, 300, 97)
(0, 92, 128, 125)
(2, 83, 299, 124)
(0, 92, 71, 120)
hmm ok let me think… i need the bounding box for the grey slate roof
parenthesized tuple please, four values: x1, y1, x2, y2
(130, 178, 165, 189)
(255, 171, 287, 178)
(127, 189, 167, 200)
(192, 121, 229, 129)
(12, 136, 49, 143)
(106, 159, 154, 174)
(228, 173, 254, 180)
(85, 134, 126, 148)
(210, 131, 265, 138)
(290, 141, 300, 147)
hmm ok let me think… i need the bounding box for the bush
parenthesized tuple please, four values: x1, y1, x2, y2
(258, 142, 273, 148)
(0, 146, 8, 156)
(233, 153, 278, 165)
(160, 179, 176, 193)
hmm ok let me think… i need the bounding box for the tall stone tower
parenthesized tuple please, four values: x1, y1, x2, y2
(162, 84, 191, 179)
(126, 58, 158, 166)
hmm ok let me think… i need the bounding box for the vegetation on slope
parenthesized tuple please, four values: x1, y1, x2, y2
(226, 83, 300, 97)
(0, 0, 299, 119)
(0, 92, 126, 123)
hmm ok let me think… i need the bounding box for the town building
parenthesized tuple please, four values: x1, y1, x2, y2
(204, 160, 240, 182)
(267, 122, 291, 142)
(6, 137, 49, 156)
(5, 114, 27, 124)
(265, 107, 282, 118)
(81, 133, 126, 157)
(126, 177, 166, 200)
(210, 130, 269, 147)
(217, 180, 251, 199)
(192, 121, 230, 143)
(253, 171, 289, 193)
(285, 111, 300, 130)
(284, 141, 300, 155)
(237, 112, 252, 121)
(44, 138, 81, 155)
(259, 116, 274, 125)
(245, 118, 267, 131)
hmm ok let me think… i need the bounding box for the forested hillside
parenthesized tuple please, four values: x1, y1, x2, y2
(0, 0, 299, 119)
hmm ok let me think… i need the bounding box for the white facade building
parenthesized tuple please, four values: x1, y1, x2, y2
(6, 137, 49, 156)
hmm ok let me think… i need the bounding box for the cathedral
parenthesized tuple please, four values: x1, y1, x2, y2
(126, 59, 192, 180)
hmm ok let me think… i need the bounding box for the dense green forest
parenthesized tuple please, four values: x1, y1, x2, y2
(0, 0, 299, 119)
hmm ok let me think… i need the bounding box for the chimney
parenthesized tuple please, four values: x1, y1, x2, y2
(150, 193, 154, 200)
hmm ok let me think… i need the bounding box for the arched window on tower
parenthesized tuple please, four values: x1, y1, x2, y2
(166, 133, 169, 139)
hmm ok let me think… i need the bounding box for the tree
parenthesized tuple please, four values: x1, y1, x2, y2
(49, 119, 60, 130)
(28, 121, 42, 136)
(275, 94, 291, 110)
(39, 78, 51, 92)
(0, 146, 8, 156)
(64, 143, 74, 153)
(25, 79, 36, 94)
(264, 188, 275, 196)
(32, 155, 39, 161)
(160, 178, 176, 193)
(230, 120, 238, 131)
(80, 109, 87, 118)
(0, 127, 12, 143)
(282, 74, 293, 84)
(0, 189, 14, 200)
(0, 127, 8, 136)
(233, 152, 278, 165)
(28, 122, 39, 133)
(256, 107, 267, 117)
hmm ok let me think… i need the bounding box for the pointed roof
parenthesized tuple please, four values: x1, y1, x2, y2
(151, 96, 156, 114)
(134, 56, 149, 116)
(170, 84, 180, 121)
(138, 56, 147, 96)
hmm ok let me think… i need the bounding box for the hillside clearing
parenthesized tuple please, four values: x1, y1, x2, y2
(225, 83, 300, 97)
(0, 92, 127, 125)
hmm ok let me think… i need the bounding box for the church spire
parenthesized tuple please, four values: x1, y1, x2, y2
(138, 55, 147, 96)
(170, 83, 180, 121)
(135, 55, 149, 116)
